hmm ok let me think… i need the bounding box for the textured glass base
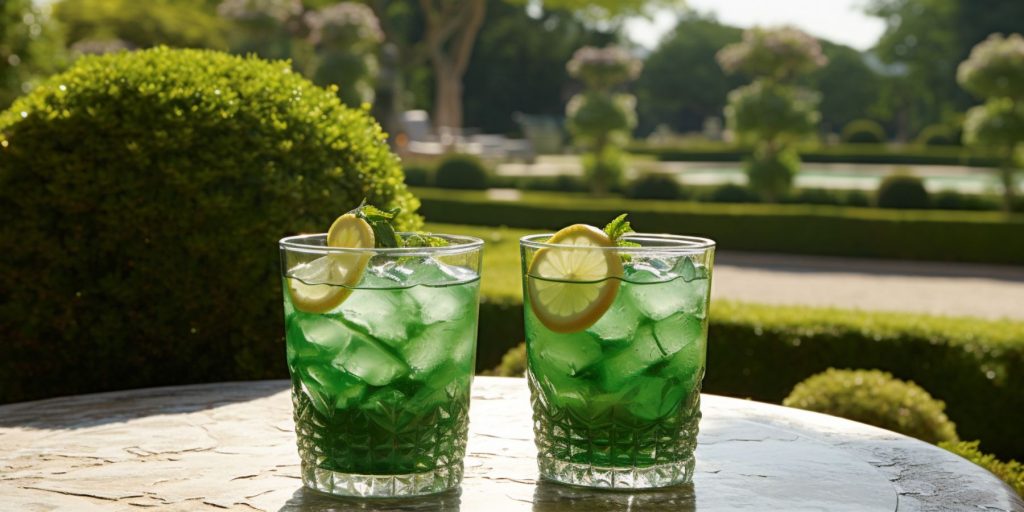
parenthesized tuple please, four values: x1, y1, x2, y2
(300, 462, 463, 498)
(538, 456, 695, 489)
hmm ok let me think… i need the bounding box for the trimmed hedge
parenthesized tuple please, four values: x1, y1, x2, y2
(627, 173, 685, 200)
(841, 119, 887, 144)
(940, 441, 1024, 498)
(435, 153, 489, 190)
(0, 48, 421, 403)
(482, 300, 1024, 460)
(877, 174, 930, 209)
(784, 369, 959, 443)
(629, 143, 1001, 167)
(414, 188, 1024, 265)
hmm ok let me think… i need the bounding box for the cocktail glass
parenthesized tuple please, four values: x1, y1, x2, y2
(279, 233, 483, 497)
(521, 233, 715, 489)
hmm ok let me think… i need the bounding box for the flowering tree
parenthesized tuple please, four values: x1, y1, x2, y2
(717, 26, 827, 201)
(306, 3, 384, 107)
(958, 33, 1024, 211)
(566, 46, 641, 195)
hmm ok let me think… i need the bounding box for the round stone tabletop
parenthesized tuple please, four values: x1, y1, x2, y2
(1, 377, 1020, 511)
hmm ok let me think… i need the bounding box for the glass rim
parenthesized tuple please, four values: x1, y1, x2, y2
(280, 233, 484, 256)
(519, 232, 716, 251)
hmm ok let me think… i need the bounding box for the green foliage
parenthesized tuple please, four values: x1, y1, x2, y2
(716, 26, 828, 82)
(933, 191, 1002, 211)
(705, 184, 760, 203)
(435, 153, 490, 190)
(1, 0, 66, 108)
(0, 47, 420, 403)
(566, 45, 642, 91)
(55, 0, 226, 50)
(783, 368, 959, 443)
(877, 174, 931, 209)
(517, 174, 588, 193)
(957, 33, 1024, 100)
(480, 296, 1024, 459)
(413, 188, 1024, 265)
(940, 441, 1024, 497)
(581, 145, 626, 195)
(725, 79, 820, 146)
(307, 2, 383, 107)
(487, 342, 526, 377)
(841, 119, 887, 144)
(217, 0, 301, 61)
(402, 164, 433, 187)
(566, 92, 637, 147)
(746, 146, 799, 201)
(809, 42, 883, 133)
(963, 98, 1024, 149)
(915, 124, 959, 146)
(627, 174, 684, 200)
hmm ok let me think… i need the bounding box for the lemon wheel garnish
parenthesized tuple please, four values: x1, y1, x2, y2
(527, 224, 623, 333)
(288, 214, 374, 313)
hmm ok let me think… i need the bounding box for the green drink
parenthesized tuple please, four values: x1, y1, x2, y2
(521, 223, 714, 489)
(280, 229, 483, 498)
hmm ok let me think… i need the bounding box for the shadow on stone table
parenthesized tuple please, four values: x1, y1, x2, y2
(531, 480, 697, 511)
(278, 487, 462, 511)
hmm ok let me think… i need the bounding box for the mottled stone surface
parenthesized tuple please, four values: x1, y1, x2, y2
(1, 377, 1020, 511)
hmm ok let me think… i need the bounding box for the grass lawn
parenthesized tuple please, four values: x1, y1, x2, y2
(425, 223, 530, 302)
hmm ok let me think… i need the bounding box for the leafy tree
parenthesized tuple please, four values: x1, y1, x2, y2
(958, 33, 1024, 211)
(565, 45, 640, 195)
(718, 26, 826, 201)
(217, 0, 300, 60)
(306, 2, 384, 107)
(1, 0, 65, 108)
(809, 42, 883, 134)
(53, 0, 227, 51)
(635, 15, 744, 135)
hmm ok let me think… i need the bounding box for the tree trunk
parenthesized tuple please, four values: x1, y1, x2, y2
(420, 0, 486, 136)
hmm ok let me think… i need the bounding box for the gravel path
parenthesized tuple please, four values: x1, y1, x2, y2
(712, 252, 1024, 320)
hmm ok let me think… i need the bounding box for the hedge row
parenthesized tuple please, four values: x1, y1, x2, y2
(476, 300, 1024, 461)
(414, 188, 1024, 265)
(628, 143, 1002, 167)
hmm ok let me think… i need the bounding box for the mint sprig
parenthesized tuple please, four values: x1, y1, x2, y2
(603, 214, 641, 248)
(346, 200, 449, 249)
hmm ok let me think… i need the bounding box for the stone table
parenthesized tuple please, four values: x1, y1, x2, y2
(1, 377, 1021, 511)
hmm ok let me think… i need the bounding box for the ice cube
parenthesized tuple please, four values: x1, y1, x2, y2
(392, 257, 470, 287)
(532, 330, 603, 377)
(332, 334, 409, 386)
(626, 276, 710, 321)
(303, 364, 368, 410)
(625, 376, 687, 421)
(598, 324, 667, 389)
(408, 283, 475, 326)
(401, 320, 474, 379)
(359, 388, 408, 424)
(652, 312, 703, 357)
(289, 313, 353, 352)
(336, 288, 414, 346)
(587, 300, 644, 345)
(623, 262, 667, 284)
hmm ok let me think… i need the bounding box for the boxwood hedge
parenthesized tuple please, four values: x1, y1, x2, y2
(629, 142, 1001, 167)
(482, 300, 1024, 460)
(414, 188, 1024, 265)
(0, 47, 421, 403)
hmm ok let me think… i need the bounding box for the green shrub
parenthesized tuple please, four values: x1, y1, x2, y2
(629, 143, 1002, 168)
(706, 183, 760, 203)
(780, 188, 844, 206)
(916, 124, 959, 146)
(403, 164, 433, 187)
(933, 191, 1001, 211)
(940, 441, 1024, 498)
(518, 175, 588, 193)
(843, 190, 871, 207)
(481, 299, 1024, 459)
(783, 369, 959, 443)
(877, 173, 931, 209)
(434, 153, 490, 190)
(627, 173, 684, 200)
(483, 342, 526, 377)
(413, 188, 1024, 265)
(0, 47, 421, 403)
(746, 146, 799, 201)
(841, 119, 887, 144)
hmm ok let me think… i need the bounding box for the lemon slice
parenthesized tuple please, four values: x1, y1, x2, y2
(287, 214, 374, 313)
(527, 224, 624, 333)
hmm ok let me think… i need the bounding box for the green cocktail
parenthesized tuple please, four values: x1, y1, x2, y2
(280, 228, 483, 498)
(521, 223, 714, 489)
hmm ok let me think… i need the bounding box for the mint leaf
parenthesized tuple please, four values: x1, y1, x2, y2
(603, 213, 635, 244)
(403, 233, 450, 248)
(347, 200, 401, 248)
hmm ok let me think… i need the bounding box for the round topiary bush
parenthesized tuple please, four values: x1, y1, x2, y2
(877, 173, 931, 209)
(402, 164, 433, 187)
(783, 368, 959, 444)
(841, 119, 886, 144)
(434, 153, 490, 190)
(915, 124, 959, 146)
(0, 47, 421, 403)
(627, 173, 684, 200)
(706, 183, 760, 203)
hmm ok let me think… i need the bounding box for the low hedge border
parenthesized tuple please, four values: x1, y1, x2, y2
(477, 299, 1024, 461)
(414, 188, 1024, 265)
(628, 143, 1002, 167)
